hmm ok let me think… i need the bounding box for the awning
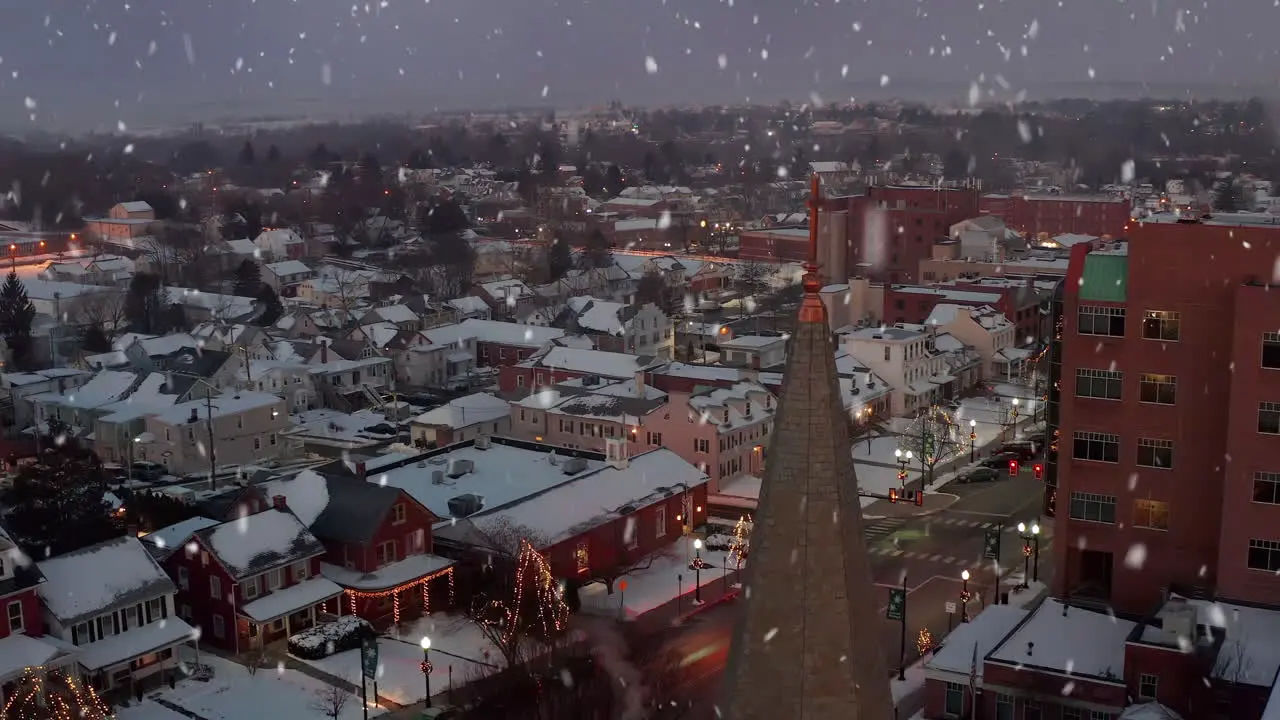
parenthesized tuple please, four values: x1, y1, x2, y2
(906, 382, 936, 396)
(0, 634, 74, 682)
(75, 617, 196, 671)
(996, 347, 1033, 362)
(238, 577, 344, 624)
(321, 554, 454, 592)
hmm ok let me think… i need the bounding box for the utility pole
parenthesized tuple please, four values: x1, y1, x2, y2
(205, 388, 218, 491)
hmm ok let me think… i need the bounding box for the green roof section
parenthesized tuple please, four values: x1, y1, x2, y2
(1078, 254, 1128, 302)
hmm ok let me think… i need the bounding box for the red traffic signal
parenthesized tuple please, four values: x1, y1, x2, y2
(889, 488, 899, 503)
(1033, 463, 1043, 480)
(1008, 459, 1020, 476)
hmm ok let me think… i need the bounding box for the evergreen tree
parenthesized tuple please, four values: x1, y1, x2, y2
(239, 140, 256, 166)
(80, 325, 111, 354)
(548, 237, 573, 281)
(0, 271, 36, 370)
(266, 144, 282, 164)
(1, 420, 120, 558)
(255, 284, 284, 326)
(943, 146, 970, 180)
(603, 164, 625, 196)
(308, 142, 333, 169)
(580, 229, 613, 271)
(233, 259, 262, 297)
(633, 270, 667, 308)
(124, 272, 170, 334)
(1214, 179, 1242, 212)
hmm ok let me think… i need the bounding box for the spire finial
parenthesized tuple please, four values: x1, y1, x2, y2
(798, 174, 826, 322)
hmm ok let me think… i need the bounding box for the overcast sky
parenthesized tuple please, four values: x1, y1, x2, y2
(2, 0, 1278, 132)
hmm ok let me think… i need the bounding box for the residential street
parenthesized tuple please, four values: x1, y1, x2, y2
(650, 471, 1052, 719)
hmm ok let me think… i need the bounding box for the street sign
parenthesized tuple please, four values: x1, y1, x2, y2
(983, 529, 1001, 560)
(361, 638, 379, 680)
(886, 588, 906, 621)
(945, 601, 957, 614)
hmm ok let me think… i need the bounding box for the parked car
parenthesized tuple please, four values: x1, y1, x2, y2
(131, 461, 166, 482)
(959, 467, 1001, 483)
(980, 452, 1019, 469)
(1000, 441, 1039, 461)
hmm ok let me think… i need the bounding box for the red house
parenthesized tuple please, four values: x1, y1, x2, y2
(0, 523, 76, 703)
(260, 471, 456, 630)
(499, 346, 664, 394)
(150, 508, 343, 654)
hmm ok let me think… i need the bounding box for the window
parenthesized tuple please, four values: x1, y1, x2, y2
(1075, 369, 1123, 400)
(574, 541, 590, 573)
(1136, 438, 1174, 469)
(177, 567, 189, 590)
(270, 434, 277, 446)
(1078, 305, 1125, 337)
(243, 576, 260, 600)
(7, 600, 23, 634)
(1073, 431, 1119, 463)
(147, 597, 165, 621)
(268, 568, 284, 590)
(1265, 333, 1280, 369)
(884, 346, 891, 361)
(1261, 402, 1280, 434)
(647, 432, 662, 445)
(694, 438, 709, 454)
(406, 529, 425, 555)
(1062, 709, 1082, 720)
(392, 503, 407, 525)
(212, 614, 225, 639)
(943, 682, 964, 717)
(1069, 492, 1117, 524)
(293, 561, 309, 580)
(253, 437, 261, 451)
(1254, 472, 1280, 504)
(376, 541, 397, 567)
(1023, 701, 1042, 720)
(655, 507, 667, 538)
(210, 576, 222, 600)
(1139, 374, 1177, 405)
(1138, 673, 1158, 700)
(1142, 310, 1180, 341)
(1248, 539, 1280, 572)
(1089, 712, 1114, 720)
(994, 694, 1013, 720)
(625, 518, 639, 549)
(1133, 500, 1170, 530)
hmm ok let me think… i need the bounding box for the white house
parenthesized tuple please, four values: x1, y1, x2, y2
(718, 335, 787, 370)
(843, 324, 957, 416)
(410, 392, 512, 447)
(563, 297, 674, 359)
(252, 229, 305, 262)
(924, 304, 1023, 380)
(262, 260, 314, 296)
(36, 536, 195, 693)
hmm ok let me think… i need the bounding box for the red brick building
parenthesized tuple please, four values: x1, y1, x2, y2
(883, 279, 1046, 345)
(837, 185, 982, 284)
(499, 346, 665, 394)
(980, 193, 1131, 239)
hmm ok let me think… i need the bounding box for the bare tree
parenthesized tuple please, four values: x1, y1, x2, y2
(65, 287, 128, 334)
(466, 528, 568, 671)
(321, 267, 371, 324)
(311, 678, 353, 719)
(1214, 635, 1254, 688)
(147, 222, 214, 288)
(900, 406, 963, 486)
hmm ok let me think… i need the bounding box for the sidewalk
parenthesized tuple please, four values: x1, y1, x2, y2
(270, 648, 405, 711)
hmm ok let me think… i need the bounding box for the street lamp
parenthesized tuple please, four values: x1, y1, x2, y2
(960, 570, 971, 623)
(969, 419, 977, 462)
(1009, 398, 1020, 438)
(419, 636, 432, 707)
(693, 538, 704, 604)
(894, 449, 912, 493)
(1018, 522, 1042, 584)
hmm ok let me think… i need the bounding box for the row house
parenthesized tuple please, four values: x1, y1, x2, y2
(402, 319, 569, 390)
(0, 524, 76, 707)
(925, 304, 1030, 381)
(0, 368, 91, 431)
(509, 375, 669, 452)
(38, 536, 195, 695)
(534, 265, 634, 306)
(435, 441, 709, 583)
(597, 197, 669, 218)
(411, 392, 512, 448)
(262, 260, 314, 296)
(92, 371, 211, 464)
(359, 303, 424, 331)
(499, 346, 664, 394)
(307, 342, 394, 412)
(446, 296, 493, 321)
(557, 297, 675, 359)
(472, 278, 538, 318)
(843, 324, 968, 416)
(155, 508, 343, 654)
(137, 391, 293, 476)
(262, 471, 456, 629)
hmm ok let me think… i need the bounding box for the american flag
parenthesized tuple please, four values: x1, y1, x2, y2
(968, 641, 979, 718)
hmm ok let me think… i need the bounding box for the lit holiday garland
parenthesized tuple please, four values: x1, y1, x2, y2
(916, 627, 934, 655)
(1, 666, 115, 720)
(503, 539, 568, 641)
(340, 567, 456, 624)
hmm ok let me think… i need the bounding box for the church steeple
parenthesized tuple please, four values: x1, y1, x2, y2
(719, 175, 895, 719)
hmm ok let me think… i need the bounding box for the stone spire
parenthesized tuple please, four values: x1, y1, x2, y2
(719, 175, 895, 719)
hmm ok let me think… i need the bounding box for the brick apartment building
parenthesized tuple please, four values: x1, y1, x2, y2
(883, 278, 1049, 345)
(980, 193, 1131, 239)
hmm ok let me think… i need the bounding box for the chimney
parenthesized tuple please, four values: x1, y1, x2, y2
(320, 341, 329, 364)
(634, 370, 646, 399)
(272, 494, 287, 510)
(355, 461, 366, 480)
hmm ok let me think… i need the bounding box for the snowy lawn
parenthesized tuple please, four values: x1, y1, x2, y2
(579, 536, 736, 619)
(851, 433, 924, 507)
(117, 649, 382, 720)
(891, 656, 928, 703)
(305, 613, 503, 705)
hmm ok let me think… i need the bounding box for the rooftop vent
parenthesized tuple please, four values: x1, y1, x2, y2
(446, 493, 485, 518)
(431, 470, 445, 485)
(446, 458, 474, 478)
(475, 435, 491, 450)
(561, 456, 588, 475)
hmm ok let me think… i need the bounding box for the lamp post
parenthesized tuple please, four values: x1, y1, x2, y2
(419, 636, 432, 708)
(969, 419, 977, 463)
(863, 408, 873, 452)
(1008, 398, 1020, 439)
(1016, 523, 1033, 590)
(960, 570, 971, 623)
(894, 449, 913, 493)
(1022, 522, 1041, 583)
(693, 539, 704, 604)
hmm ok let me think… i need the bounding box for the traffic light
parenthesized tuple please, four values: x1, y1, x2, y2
(1008, 459, 1020, 476)
(914, 489, 924, 506)
(1033, 463, 1043, 480)
(888, 488, 899, 503)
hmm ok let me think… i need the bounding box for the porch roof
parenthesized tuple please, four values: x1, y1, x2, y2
(321, 554, 455, 592)
(238, 577, 344, 624)
(0, 633, 75, 682)
(76, 617, 196, 671)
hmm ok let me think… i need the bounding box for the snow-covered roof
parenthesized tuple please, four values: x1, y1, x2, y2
(139, 516, 220, 553)
(238, 577, 343, 623)
(259, 469, 331, 527)
(413, 392, 510, 430)
(566, 296, 630, 335)
(528, 346, 661, 379)
(75, 615, 196, 671)
(423, 318, 564, 349)
(119, 201, 153, 213)
(33, 370, 138, 409)
(375, 442, 607, 520)
(150, 391, 280, 425)
(926, 605, 1028, 680)
(37, 536, 176, 623)
(265, 260, 313, 277)
(0, 634, 71, 681)
(604, 197, 661, 207)
(368, 304, 419, 325)
(473, 448, 707, 545)
(359, 321, 401, 348)
(477, 278, 534, 302)
(224, 238, 258, 255)
(199, 508, 325, 579)
(719, 335, 785, 350)
(321, 554, 454, 591)
(447, 296, 490, 315)
(989, 599, 1134, 679)
(615, 218, 658, 233)
(1191, 597, 1280, 686)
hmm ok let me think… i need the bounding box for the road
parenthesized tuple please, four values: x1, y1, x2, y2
(650, 471, 1052, 719)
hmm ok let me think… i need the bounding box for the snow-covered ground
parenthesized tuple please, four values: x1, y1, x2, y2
(116, 649, 382, 720)
(579, 535, 736, 619)
(304, 613, 503, 705)
(891, 656, 927, 703)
